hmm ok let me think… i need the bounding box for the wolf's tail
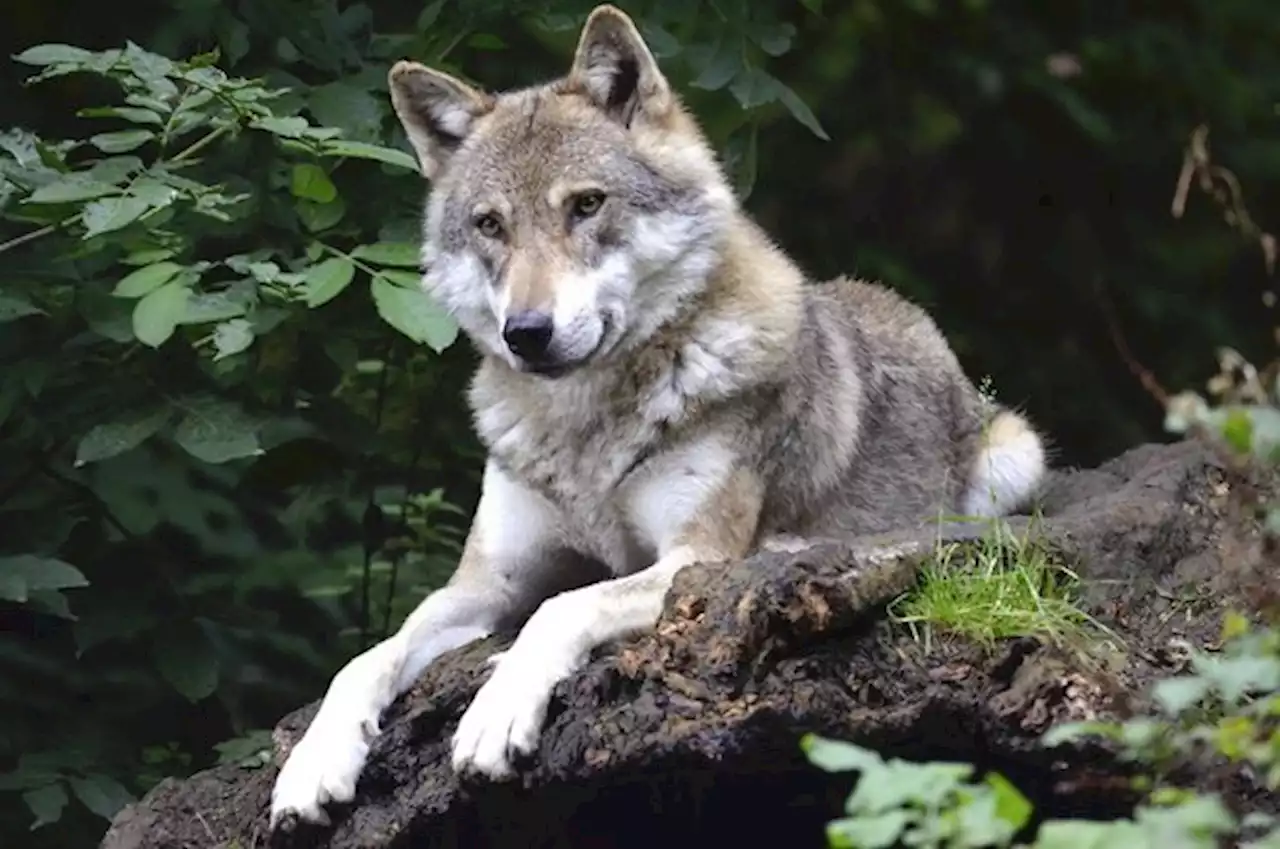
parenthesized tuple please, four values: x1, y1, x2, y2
(960, 408, 1048, 518)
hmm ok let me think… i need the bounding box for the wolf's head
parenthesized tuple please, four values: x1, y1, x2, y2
(389, 5, 737, 378)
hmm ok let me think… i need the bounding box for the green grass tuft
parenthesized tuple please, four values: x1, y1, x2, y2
(888, 519, 1117, 655)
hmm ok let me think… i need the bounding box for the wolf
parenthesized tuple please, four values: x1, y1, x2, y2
(269, 3, 1047, 829)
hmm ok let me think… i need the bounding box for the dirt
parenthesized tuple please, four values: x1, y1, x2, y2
(98, 438, 1279, 849)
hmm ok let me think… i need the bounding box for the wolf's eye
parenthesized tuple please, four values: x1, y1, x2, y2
(473, 213, 504, 239)
(570, 191, 606, 220)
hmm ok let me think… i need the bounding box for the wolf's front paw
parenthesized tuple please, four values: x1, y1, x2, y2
(269, 710, 376, 831)
(450, 645, 576, 780)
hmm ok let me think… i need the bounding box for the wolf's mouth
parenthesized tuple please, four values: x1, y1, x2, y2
(520, 314, 615, 379)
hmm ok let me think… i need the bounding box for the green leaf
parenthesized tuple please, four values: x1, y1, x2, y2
(13, 44, 92, 65)
(113, 261, 184, 298)
(690, 38, 742, 91)
(1137, 795, 1237, 838)
(28, 590, 76, 620)
(246, 261, 280, 283)
(75, 406, 173, 466)
(800, 734, 884, 773)
(89, 129, 155, 154)
(68, 774, 134, 821)
(78, 105, 164, 125)
(0, 294, 46, 322)
(371, 274, 458, 352)
(1222, 408, 1255, 455)
(250, 115, 310, 138)
(170, 395, 262, 463)
(129, 176, 179, 208)
(0, 556, 89, 604)
(467, 33, 507, 50)
(290, 162, 338, 203)
(416, 0, 445, 29)
(181, 289, 252, 324)
(88, 155, 145, 184)
(826, 811, 911, 849)
(214, 729, 273, 768)
(308, 82, 384, 141)
(303, 256, 356, 307)
(845, 759, 972, 814)
(323, 139, 418, 171)
(638, 22, 681, 58)
(1152, 675, 1210, 716)
(122, 247, 176, 266)
(1198, 654, 1280, 703)
(295, 195, 346, 232)
(23, 783, 68, 830)
(212, 318, 254, 360)
(152, 622, 219, 702)
(131, 281, 190, 347)
(81, 196, 150, 238)
(777, 83, 831, 140)
(753, 23, 796, 57)
(26, 177, 120, 204)
(1041, 720, 1117, 748)
(351, 241, 421, 267)
(729, 66, 782, 109)
(985, 771, 1033, 832)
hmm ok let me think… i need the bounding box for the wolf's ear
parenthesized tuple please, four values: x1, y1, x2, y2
(388, 61, 493, 180)
(568, 5, 672, 125)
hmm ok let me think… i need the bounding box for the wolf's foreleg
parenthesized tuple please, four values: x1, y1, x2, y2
(269, 461, 565, 829)
(450, 450, 762, 779)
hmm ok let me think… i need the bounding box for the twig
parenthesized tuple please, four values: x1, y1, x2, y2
(194, 811, 217, 842)
(1094, 279, 1170, 407)
(1173, 124, 1277, 277)
(359, 341, 396, 649)
(0, 223, 60, 254)
(382, 436, 425, 638)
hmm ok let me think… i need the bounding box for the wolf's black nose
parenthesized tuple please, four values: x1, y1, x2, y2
(502, 311, 555, 360)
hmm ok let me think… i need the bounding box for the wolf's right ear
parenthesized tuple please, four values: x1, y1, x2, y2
(568, 5, 672, 126)
(388, 61, 494, 180)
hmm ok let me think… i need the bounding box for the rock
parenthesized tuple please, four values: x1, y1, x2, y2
(98, 439, 1277, 849)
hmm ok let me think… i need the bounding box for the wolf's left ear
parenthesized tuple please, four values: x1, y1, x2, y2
(388, 61, 494, 180)
(568, 5, 672, 125)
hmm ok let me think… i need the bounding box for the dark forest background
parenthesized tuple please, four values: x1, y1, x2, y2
(2, 0, 1278, 845)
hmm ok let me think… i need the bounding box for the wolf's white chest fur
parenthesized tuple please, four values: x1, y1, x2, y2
(470, 345, 742, 573)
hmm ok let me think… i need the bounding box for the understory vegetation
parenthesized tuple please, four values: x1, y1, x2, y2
(3, 0, 1280, 847)
(805, 614, 1280, 849)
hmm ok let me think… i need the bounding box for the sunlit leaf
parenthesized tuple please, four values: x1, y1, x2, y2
(351, 241, 420, 267)
(371, 274, 457, 352)
(81, 196, 151, 238)
(303, 256, 355, 307)
(89, 129, 155, 154)
(112, 261, 184, 298)
(290, 162, 338, 203)
(131, 281, 190, 347)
